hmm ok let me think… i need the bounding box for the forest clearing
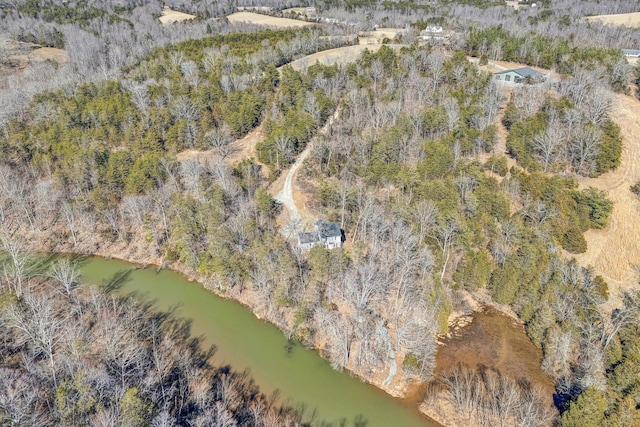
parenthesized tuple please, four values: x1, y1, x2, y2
(0, 39, 68, 75)
(287, 44, 393, 70)
(27, 47, 68, 63)
(281, 6, 316, 17)
(586, 11, 640, 28)
(358, 28, 406, 44)
(159, 7, 196, 25)
(226, 11, 315, 28)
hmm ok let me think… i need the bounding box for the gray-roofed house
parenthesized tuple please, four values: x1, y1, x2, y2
(623, 49, 640, 58)
(297, 220, 343, 251)
(494, 67, 545, 84)
(298, 232, 319, 252)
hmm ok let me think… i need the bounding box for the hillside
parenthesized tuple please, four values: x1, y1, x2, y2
(574, 93, 640, 308)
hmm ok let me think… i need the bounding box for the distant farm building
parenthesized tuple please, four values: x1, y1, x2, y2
(494, 67, 545, 84)
(298, 220, 343, 251)
(623, 49, 640, 58)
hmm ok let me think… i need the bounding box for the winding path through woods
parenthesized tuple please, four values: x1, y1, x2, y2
(271, 45, 406, 234)
(274, 140, 311, 236)
(179, 44, 400, 231)
(273, 106, 341, 235)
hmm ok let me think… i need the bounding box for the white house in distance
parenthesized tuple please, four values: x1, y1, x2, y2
(494, 67, 545, 85)
(623, 49, 640, 58)
(298, 220, 343, 251)
(420, 25, 447, 41)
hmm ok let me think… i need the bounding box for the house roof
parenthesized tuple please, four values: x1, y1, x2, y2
(623, 49, 640, 56)
(496, 67, 543, 78)
(315, 220, 341, 239)
(298, 232, 318, 244)
(424, 25, 443, 32)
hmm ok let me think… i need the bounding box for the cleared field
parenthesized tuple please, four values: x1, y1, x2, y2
(29, 47, 68, 63)
(226, 12, 314, 28)
(159, 7, 196, 25)
(1, 41, 68, 75)
(586, 11, 640, 28)
(287, 44, 401, 70)
(359, 28, 406, 45)
(505, 0, 522, 10)
(573, 93, 640, 307)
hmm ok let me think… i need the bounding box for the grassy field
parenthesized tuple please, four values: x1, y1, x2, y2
(226, 12, 314, 28)
(29, 47, 68, 63)
(288, 44, 403, 70)
(574, 93, 640, 308)
(586, 11, 640, 28)
(159, 7, 196, 25)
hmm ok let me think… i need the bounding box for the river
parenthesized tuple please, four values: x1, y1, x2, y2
(76, 256, 436, 427)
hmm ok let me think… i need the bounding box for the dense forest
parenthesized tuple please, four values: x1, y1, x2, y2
(2, 0, 640, 425)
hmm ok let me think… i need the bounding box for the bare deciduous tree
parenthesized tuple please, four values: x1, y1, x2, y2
(0, 233, 31, 297)
(205, 124, 233, 158)
(532, 126, 564, 172)
(429, 217, 459, 282)
(48, 258, 81, 297)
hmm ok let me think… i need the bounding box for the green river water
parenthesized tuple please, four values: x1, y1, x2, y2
(77, 256, 435, 427)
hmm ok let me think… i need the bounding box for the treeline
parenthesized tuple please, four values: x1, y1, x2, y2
(3, 0, 235, 22)
(0, 256, 312, 426)
(16, 0, 130, 29)
(465, 27, 627, 79)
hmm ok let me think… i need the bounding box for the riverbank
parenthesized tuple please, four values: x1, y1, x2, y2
(22, 225, 443, 424)
(65, 255, 439, 427)
(27, 229, 557, 427)
(22, 214, 559, 427)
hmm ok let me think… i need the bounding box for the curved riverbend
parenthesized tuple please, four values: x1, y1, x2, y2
(77, 256, 436, 427)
